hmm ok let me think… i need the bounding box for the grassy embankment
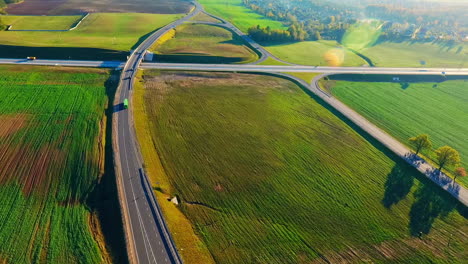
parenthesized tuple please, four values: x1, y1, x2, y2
(330, 79, 468, 186)
(0, 13, 182, 60)
(135, 70, 467, 263)
(1, 15, 82, 30)
(0, 65, 126, 263)
(149, 23, 258, 64)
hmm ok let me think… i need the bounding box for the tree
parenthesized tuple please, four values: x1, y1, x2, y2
(409, 134, 432, 155)
(453, 167, 466, 183)
(435, 146, 460, 171)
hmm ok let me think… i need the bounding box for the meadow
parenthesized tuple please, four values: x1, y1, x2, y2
(150, 23, 258, 64)
(1, 15, 82, 30)
(0, 65, 125, 263)
(265, 41, 368, 66)
(360, 41, 467, 68)
(330, 78, 468, 186)
(0, 13, 182, 59)
(135, 70, 467, 263)
(198, 0, 285, 32)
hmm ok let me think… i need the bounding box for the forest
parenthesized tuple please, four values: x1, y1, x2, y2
(243, 0, 467, 43)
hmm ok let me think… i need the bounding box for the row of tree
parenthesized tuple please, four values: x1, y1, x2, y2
(247, 24, 312, 43)
(409, 134, 465, 182)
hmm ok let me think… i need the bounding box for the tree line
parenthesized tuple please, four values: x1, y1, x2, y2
(409, 134, 465, 183)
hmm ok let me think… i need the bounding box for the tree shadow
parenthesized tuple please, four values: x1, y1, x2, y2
(400, 82, 410, 90)
(382, 162, 415, 208)
(408, 182, 457, 236)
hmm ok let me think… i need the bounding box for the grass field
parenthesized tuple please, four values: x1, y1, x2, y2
(0, 13, 182, 59)
(265, 41, 368, 66)
(360, 41, 467, 68)
(150, 23, 258, 64)
(135, 70, 467, 263)
(5, 0, 192, 15)
(1, 15, 82, 30)
(0, 65, 125, 263)
(198, 0, 285, 32)
(330, 78, 468, 186)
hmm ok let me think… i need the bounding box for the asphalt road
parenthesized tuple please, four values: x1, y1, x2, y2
(140, 62, 468, 75)
(112, 2, 202, 264)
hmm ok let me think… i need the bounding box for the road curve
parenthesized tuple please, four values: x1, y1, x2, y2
(112, 2, 202, 264)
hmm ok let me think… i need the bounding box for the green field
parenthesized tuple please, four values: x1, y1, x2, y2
(330, 78, 468, 185)
(198, 0, 285, 32)
(0, 65, 124, 263)
(150, 23, 258, 64)
(360, 41, 467, 68)
(265, 41, 368, 66)
(190, 12, 221, 23)
(1, 15, 82, 30)
(137, 71, 467, 263)
(0, 13, 182, 59)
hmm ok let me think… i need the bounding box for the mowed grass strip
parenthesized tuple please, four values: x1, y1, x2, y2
(0, 13, 182, 51)
(1, 15, 83, 30)
(138, 71, 467, 263)
(0, 65, 113, 263)
(150, 23, 258, 64)
(198, 0, 285, 32)
(330, 79, 468, 185)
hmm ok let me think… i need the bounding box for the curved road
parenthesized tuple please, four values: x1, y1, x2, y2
(112, 2, 202, 264)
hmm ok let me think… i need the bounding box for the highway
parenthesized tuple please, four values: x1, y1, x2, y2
(2, 58, 466, 76)
(112, 2, 202, 264)
(141, 62, 468, 75)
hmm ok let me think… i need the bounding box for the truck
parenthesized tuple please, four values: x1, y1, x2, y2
(26, 57, 36, 60)
(123, 98, 129, 109)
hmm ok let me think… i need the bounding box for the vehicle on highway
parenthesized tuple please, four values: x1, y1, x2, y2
(26, 57, 36, 60)
(123, 98, 129, 109)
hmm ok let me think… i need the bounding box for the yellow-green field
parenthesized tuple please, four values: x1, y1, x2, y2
(150, 23, 258, 64)
(1, 15, 82, 30)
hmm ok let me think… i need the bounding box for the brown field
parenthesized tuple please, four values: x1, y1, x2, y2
(6, 0, 192, 15)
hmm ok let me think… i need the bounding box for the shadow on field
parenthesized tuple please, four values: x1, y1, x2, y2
(153, 53, 248, 64)
(0, 44, 127, 61)
(382, 163, 415, 208)
(85, 70, 128, 263)
(408, 183, 459, 236)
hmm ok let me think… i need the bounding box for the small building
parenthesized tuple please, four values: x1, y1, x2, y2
(144, 51, 154, 62)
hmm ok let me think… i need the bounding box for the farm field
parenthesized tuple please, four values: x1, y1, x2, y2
(360, 41, 467, 68)
(265, 41, 368, 66)
(1, 15, 82, 30)
(0, 13, 182, 60)
(198, 0, 285, 32)
(189, 12, 221, 23)
(135, 70, 467, 263)
(0, 65, 125, 263)
(330, 78, 468, 186)
(150, 23, 258, 64)
(5, 0, 192, 15)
